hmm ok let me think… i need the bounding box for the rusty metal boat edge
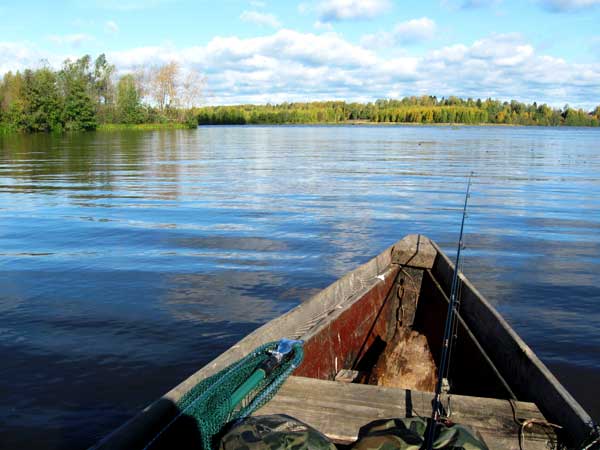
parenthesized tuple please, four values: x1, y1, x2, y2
(92, 234, 595, 450)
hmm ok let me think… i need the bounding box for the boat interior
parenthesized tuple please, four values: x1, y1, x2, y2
(298, 261, 514, 401)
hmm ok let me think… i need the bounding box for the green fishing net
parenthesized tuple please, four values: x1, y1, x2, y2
(145, 340, 304, 450)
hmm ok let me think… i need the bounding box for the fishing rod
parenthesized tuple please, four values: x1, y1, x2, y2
(424, 172, 473, 450)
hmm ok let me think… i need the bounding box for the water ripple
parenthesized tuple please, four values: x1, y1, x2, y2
(0, 125, 599, 449)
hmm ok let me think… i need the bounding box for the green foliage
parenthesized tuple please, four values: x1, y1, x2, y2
(184, 110, 199, 129)
(0, 53, 197, 134)
(58, 56, 97, 131)
(93, 54, 116, 123)
(1, 71, 26, 129)
(62, 87, 97, 131)
(197, 98, 600, 127)
(21, 68, 62, 132)
(0, 123, 15, 135)
(93, 53, 115, 105)
(0, 56, 100, 132)
(116, 74, 144, 124)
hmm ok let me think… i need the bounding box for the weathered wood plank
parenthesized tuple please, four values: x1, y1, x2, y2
(392, 234, 437, 269)
(256, 376, 557, 450)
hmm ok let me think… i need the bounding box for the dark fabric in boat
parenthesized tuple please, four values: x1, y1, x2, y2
(352, 417, 489, 450)
(219, 415, 337, 450)
(219, 415, 490, 450)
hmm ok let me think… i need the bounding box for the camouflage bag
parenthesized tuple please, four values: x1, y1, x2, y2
(218, 414, 338, 450)
(351, 417, 489, 450)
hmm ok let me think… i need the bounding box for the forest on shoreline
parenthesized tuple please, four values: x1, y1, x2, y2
(1, 53, 599, 134)
(198, 99, 600, 127)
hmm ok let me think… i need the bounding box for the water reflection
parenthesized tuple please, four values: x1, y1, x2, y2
(0, 125, 599, 449)
(162, 271, 305, 324)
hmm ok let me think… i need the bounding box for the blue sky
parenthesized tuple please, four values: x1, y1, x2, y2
(1, 0, 599, 108)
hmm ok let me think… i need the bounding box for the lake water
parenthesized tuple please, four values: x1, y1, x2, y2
(1, 125, 599, 449)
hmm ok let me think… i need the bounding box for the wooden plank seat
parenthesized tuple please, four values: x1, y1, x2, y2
(256, 376, 558, 450)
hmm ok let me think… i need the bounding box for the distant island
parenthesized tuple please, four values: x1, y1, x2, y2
(1, 53, 599, 134)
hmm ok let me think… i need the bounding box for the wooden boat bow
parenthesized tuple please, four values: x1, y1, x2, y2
(92, 234, 596, 450)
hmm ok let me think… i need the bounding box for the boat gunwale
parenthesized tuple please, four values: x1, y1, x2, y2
(429, 238, 594, 447)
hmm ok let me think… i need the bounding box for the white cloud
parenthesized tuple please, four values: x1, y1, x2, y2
(420, 33, 600, 106)
(105, 30, 599, 108)
(240, 10, 281, 28)
(2, 29, 599, 109)
(105, 20, 119, 34)
(0, 41, 64, 74)
(362, 17, 436, 47)
(318, 0, 391, 21)
(0, 42, 37, 74)
(539, 0, 600, 11)
(394, 17, 437, 43)
(199, 29, 377, 68)
(313, 20, 334, 30)
(47, 33, 94, 47)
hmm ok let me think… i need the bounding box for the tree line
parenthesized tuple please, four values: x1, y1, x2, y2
(0, 54, 204, 133)
(2, 54, 599, 133)
(197, 98, 600, 127)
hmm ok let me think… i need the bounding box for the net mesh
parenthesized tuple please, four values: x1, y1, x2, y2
(151, 341, 303, 450)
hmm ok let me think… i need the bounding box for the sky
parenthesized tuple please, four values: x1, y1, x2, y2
(0, 0, 599, 108)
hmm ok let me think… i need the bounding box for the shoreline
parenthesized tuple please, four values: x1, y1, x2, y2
(3, 121, 599, 136)
(199, 121, 553, 128)
(97, 123, 194, 131)
(0, 122, 194, 136)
